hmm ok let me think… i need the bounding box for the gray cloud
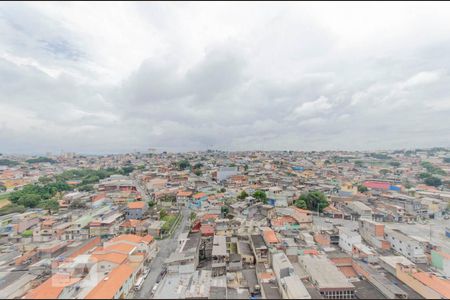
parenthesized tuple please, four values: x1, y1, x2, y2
(0, 2, 450, 154)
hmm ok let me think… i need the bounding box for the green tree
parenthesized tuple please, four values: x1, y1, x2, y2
(41, 199, 59, 214)
(221, 206, 229, 218)
(26, 157, 57, 164)
(424, 177, 442, 187)
(177, 160, 191, 170)
(120, 165, 135, 175)
(220, 188, 226, 193)
(21, 230, 33, 238)
(159, 209, 168, 219)
(354, 160, 364, 167)
(69, 200, 86, 209)
(444, 157, 450, 163)
(193, 169, 202, 176)
(379, 169, 390, 176)
(253, 190, 267, 204)
(357, 185, 368, 193)
(237, 190, 248, 200)
(294, 198, 307, 209)
(298, 191, 329, 212)
(193, 163, 203, 169)
(389, 161, 401, 167)
(148, 200, 155, 208)
(0, 159, 19, 167)
(419, 172, 432, 179)
(244, 164, 249, 171)
(18, 194, 41, 208)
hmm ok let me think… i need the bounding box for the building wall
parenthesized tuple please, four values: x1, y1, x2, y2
(431, 250, 450, 277)
(384, 230, 426, 263)
(339, 230, 361, 253)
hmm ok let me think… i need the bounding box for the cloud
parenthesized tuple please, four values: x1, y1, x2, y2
(402, 71, 442, 88)
(1, 2, 450, 154)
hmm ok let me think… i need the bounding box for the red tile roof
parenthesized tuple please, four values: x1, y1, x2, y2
(24, 273, 81, 299)
(85, 264, 135, 299)
(127, 201, 146, 209)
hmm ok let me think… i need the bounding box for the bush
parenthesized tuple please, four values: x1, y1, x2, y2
(424, 177, 442, 187)
(21, 230, 33, 238)
(357, 185, 368, 193)
(0, 204, 26, 216)
(296, 191, 329, 212)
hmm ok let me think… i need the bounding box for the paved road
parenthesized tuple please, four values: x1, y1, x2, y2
(134, 207, 190, 299)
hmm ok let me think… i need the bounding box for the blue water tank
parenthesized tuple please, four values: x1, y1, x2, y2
(389, 185, 401, 191)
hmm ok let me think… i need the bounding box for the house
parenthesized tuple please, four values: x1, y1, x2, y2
(250, 235, 269, 263)
(345, 201, 372, 220)
(338, 227, 361, 253)
(395, 264, 450, 299)
(211, 235, 228, 276)
(431, 249, 450, 277)
(85, 263, 136, 299)
(176, 190, 192, 206)
(214, 167, 238, 182)
(384, 228, 427, 263)
(126, 201, 148, 220)
(299, 255, 355, 299)
(272, 252, 311, 299)
(358, 219, 390, 250)
(23, 273, 81, 299)
(190, 192, 208, 208)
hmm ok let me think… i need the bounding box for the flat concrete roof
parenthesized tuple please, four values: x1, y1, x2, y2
(299, 255, 355, 290)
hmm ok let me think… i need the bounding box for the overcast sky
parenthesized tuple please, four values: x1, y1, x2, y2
(1, 2, 450, 154)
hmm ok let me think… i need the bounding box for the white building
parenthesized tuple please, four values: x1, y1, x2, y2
(384, 228, 427, 263)
(216, 167, 238, 182)
(272, 252, 311, 299)
(346, 201, 372, 220)
(338, 227, 362, 253)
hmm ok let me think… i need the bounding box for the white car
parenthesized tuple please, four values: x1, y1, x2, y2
(151, 283, 159, 295)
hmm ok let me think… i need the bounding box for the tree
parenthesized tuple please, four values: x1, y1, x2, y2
(354, 160, 364, 167)
(444, 157, 450, 163)
(294, 198, 307, 209)
(244, 164, 249, 171)
(357, 185, 368, 193)
(120, 165, 135, 175)
(41, 199, 59, 214)
(253, 190, 267, 204)
(26, 157, 57, 164)
(148, 200, 155, 208)
(424, 177, 442, 187)
(220, 188, 226, 193)
(419, 172, 432, 179)
(177, 160, 191, 170)
(379, 169, 390, 176)
(193, 169, 202, 176)
(221, 206, 229, 218)
(389, 161, 401, 167)
(18, 194, 41, 208)
(193, 163, 203, 169)
(237, 190, 248, 200)
(159, 209, 168, 219)
(69, 200, 87, 209)
(298, 191, 329, 212)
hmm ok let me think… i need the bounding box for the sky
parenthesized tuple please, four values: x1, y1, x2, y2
(1, 2, 450, 154)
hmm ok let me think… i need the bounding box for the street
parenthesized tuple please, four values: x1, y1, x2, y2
(134, 207, 191, 299)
